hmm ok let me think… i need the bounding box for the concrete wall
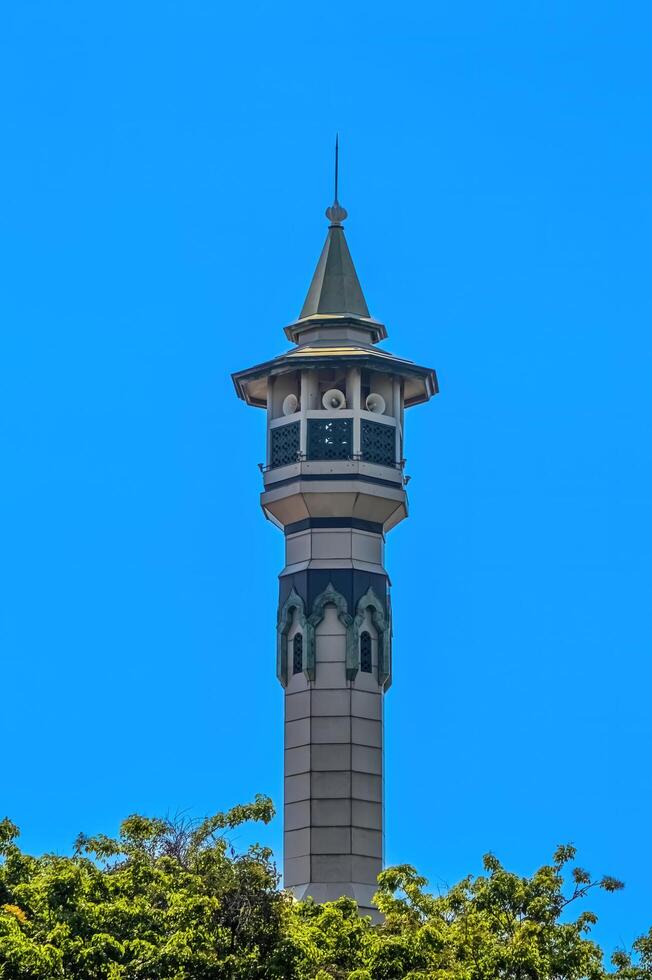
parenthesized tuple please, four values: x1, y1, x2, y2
(280, 537, 387, 918)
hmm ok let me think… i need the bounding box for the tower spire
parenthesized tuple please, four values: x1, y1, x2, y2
(325, 134, 348, 227)
(298, 136, 369, 320)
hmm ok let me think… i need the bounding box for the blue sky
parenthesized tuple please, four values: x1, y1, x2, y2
(1, 0, 651, 956)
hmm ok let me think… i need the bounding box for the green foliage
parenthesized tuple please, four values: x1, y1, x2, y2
(0, 798, 649, 979)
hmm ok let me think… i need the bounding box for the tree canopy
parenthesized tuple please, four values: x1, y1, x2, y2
(1, 797, 650, 979)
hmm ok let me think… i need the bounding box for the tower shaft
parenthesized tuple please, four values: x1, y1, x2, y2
(278, 524, 389, 915)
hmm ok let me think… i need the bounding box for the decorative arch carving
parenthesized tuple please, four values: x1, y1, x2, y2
(278, 583, 392, 687)
(352, 586, 392, 688)
(276, 588, 307, 687)
(307, 582, 353, 680)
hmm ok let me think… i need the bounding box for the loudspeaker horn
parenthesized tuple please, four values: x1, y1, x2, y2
(322, 388, 346, 410)
(366, 392, 386, 415)
(282, 393, 299, 416)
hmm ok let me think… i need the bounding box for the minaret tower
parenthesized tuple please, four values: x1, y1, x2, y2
(232, 154, 437, 916)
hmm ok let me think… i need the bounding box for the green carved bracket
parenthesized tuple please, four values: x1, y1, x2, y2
(276, 588, 308, 687)
(352, 586, 392, 688)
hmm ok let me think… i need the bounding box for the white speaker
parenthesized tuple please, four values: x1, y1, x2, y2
(282, 393, 299, 416)
(322, 388, 346, 410)
(366, 392, 386, 415)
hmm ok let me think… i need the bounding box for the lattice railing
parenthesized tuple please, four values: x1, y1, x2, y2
(306, 418, 353, 461)
(270, 422, 300, 468)
(361, 420, 396, 466)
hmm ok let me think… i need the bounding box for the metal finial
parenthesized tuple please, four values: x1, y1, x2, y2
(326, 133, 348, 226)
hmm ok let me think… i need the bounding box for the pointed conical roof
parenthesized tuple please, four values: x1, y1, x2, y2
(299, 201, 370, 320)
(285, 171, 387, 345)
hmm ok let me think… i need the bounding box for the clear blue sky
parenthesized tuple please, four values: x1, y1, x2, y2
(2, 0, 650, 956)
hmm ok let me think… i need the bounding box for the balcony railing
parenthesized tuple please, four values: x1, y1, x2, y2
(267, 417, 401, 471)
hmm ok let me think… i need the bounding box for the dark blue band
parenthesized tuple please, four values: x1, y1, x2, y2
(285, 517, 384, 536)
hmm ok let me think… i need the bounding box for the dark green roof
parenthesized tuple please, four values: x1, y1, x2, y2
(299, 223, 371, 320)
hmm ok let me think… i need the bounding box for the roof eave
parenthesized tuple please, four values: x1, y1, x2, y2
(232, 358, 439, 409)
(404, 370, 439, 407)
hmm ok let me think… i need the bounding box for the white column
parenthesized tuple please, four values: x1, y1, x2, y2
(347, 368, 362, 457)
(392, 377, 402, 464)
(301, 370, 319, 457)
(266, 376, 275, 466)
